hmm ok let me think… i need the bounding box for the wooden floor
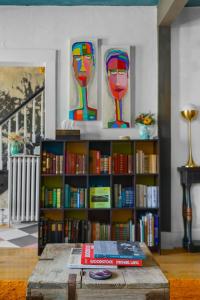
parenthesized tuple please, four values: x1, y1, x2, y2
(0, 247, 200, 281)
(155, 249, 200, 280)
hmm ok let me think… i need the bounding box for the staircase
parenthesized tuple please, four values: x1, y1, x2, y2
(0, 86, 45, 170)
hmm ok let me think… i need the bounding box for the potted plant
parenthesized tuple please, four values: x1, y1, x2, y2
(135, 112, 156, 139)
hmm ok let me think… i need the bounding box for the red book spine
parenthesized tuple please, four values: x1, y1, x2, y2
(71, 153, 76, 174)
(96, 151, 101, 174)
(65, 152, 68, 174)
(81, 244, 142, 267)
(113, 153, 118, 174)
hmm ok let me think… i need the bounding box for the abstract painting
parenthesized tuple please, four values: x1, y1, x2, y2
(68, 39, 98, 121)
(102, 46, 131, 128)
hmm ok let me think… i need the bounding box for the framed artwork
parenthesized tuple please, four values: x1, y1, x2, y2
(0, 48, 56, 139)
(68, 38, 98, 121)
(102, 46, 131, 129)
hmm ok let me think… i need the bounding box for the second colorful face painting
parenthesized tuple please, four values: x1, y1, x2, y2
(102, 46, 131, 129)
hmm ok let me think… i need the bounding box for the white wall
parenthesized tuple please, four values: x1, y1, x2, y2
(170, 7, 200, 248)
(0, 6, 157, 139)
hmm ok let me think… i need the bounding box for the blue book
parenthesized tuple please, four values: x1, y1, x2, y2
(94, 241, 146, 260)
(154, 214, 159, 246)
(64, 184, 70, 208)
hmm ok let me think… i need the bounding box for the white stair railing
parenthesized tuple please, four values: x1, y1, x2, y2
(0, 87, 44, 171)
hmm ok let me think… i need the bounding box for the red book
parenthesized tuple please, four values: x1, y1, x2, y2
(81, 244, 143, 267)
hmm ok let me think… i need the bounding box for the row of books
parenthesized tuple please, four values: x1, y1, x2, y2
(68, 241, 146, 269)
(65, 152, 87, 175)
(114, 184, 134, 208)
(39, 219, 136, 245)
(64, 184, 87, 208)
(113, 153, 133, 174)
(89, 150, 112, 174)
(40, 185, 158, 210)
(41, 151, 158, 175)
(138, 213, 159, 247)
(41, 186, 62, 208)
(136, 150, 158, 174)
(39, 216, 159, 250)
(39, 219, 63, 246)
(136, 185, 159, 208)
(42, 151, 63, 174)
(90, 222, 111, 242)
(112, 220, 135, 241)
(64, 219, 88, 243)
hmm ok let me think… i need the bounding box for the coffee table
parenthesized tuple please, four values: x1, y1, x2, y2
(26, 243, 169, 300)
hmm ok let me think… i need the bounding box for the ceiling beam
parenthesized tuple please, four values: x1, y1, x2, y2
(158, 0, 189, 26)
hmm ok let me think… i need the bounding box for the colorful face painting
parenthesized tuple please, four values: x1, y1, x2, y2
(69, 41, 97, 121)
(105, 49, 130, 128)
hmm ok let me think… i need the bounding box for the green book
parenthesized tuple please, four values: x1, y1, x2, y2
(89, 187, 111, 208)
(52, 188, 57, 208)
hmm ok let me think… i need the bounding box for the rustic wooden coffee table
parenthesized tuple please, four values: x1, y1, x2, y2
(26, 243, 169, 300)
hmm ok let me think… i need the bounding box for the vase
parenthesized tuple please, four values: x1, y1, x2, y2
(138, 124, 150, 139)
(10, 141, 20, 155)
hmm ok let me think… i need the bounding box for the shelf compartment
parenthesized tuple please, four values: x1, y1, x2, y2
(136, 176, 159, 186)
(112, 141, 134, 175)
(112, 209, 133, 223)
(136, 211, 159, 249)
(89, 175, 110, 187)
(64, 180, 87, 209)
(113, 175, 134, 209)
(89, 140, 111, 155)
(65, 141, 88, 175)
(64, 209, 87, 220)
(111, 220, 134, 241)
(89, 141, 111, 175)
(88, 209, 110, 223)
(40, 177, 63, 209)
(41, 141, 64, 175)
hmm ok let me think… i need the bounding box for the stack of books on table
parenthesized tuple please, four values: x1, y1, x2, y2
(67, 241, 146, 269)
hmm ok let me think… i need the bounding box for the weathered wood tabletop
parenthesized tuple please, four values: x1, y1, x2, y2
(27, 243, 169, 300)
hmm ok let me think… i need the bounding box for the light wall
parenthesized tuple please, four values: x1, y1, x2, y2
(0, 6, 157, 139)
(2, 5, 199, 249)
(169, 7, 200, 247)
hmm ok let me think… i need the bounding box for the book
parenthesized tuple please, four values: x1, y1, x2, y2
(94, 241, 146, 260)
(67, 248, 117, 269)
(89, 187, 111, 208)
(81, 244, 142, 267)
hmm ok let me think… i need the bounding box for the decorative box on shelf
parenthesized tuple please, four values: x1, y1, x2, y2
(56, 129, 80, 140)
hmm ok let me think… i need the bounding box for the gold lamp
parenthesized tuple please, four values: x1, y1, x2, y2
(181, 104, 199, 168)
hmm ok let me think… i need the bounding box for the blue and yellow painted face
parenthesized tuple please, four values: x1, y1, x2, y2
(72, 42, 95, 87)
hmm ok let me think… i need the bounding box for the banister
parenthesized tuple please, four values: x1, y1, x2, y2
(0, 85, 44, 126)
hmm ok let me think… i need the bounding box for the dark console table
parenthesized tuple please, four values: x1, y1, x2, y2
(178, 167, 200, 252)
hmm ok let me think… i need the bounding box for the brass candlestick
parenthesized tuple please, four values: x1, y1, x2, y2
(181, 108, 198, 168)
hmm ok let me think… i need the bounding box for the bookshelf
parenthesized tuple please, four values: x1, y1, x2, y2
(39, 139, 160, 255)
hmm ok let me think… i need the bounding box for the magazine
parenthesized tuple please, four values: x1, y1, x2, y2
(67, 248, 117, 269)
(94, 241, 146, 260)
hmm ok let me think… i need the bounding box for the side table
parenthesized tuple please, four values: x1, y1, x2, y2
(178, 166, 200, 252)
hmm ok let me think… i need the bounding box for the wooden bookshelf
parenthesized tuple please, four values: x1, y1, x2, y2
(38, 139, 160, 255)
